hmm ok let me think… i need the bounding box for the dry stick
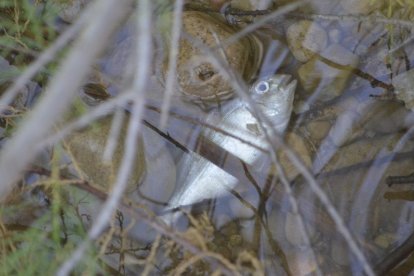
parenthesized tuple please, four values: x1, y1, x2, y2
(160, 0, 184, 129)
(0, 2, 90, 114)
(0, 0, 132, 202)
(194, 20, 376, 276)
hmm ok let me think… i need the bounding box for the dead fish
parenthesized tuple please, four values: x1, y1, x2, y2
(163, 74, 297, 222)
(204, 74, 297, 167)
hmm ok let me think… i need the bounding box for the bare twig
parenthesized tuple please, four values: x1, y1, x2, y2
(160, 0, 184, 129)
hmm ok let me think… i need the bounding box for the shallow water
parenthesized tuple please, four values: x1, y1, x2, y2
(2, 0, 414, 275)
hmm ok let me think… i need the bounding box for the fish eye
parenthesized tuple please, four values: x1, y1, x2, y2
(255, 81, 269, 94)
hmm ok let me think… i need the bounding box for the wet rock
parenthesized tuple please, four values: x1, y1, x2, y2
(137, 128, 176, 204)
(331, 239, 350, 266)
(229, 193, 256, 218)
(374, 232, 396, 249)
(306, 120, 332, 141)
(276, 132, 313, 180)
(161, 11, 262, 106)
(298, 43, 359, 100)
(327, 110, 359, 147)
(63, 114, 146, 191)
(56, 0, 90, 23)
(0, 56, 40, 109)
(392, 69, 414, 111)
(316, 133, 412, 175)
(287, 248, 321, 275)
(286, 20, 328, 63)
(285, 211, 316, 247)
(329, 28, 342, 44)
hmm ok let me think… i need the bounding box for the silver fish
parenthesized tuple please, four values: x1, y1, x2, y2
(163, 74, 297, 221)
(204, 74, 297, 168)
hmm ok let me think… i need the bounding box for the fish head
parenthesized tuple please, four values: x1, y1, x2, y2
(249, 74, 297, 132)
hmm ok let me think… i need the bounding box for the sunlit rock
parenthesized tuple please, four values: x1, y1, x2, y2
(286, 20, 328, 63)
(298, 43, 359, 100)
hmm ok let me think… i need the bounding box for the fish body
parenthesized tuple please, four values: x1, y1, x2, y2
(204, 74, 297, 167)
(164, 75, 296, 221)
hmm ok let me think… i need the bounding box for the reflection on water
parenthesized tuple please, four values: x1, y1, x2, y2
(2, 0, 414, 275)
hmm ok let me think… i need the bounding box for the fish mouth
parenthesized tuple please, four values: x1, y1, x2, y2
(277, 74, 297, 92)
